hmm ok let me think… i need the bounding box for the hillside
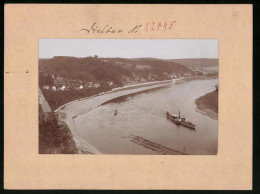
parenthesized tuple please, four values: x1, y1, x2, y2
(39, 104, 79, 154)
(39, 56, 217, 110)
(167, 58, 218, 67)
(165, 58, 218, 74)
(39, 56, 195, 86)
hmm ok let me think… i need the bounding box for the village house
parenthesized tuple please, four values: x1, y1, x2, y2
(107, 81, 114, 86)
(83, 82, 92, 88)
(66, 85, 72, 90)
(54, 76, 65, 86)
(52, 86, 56, 91)
(60, 85, 66, 91)
(170, 75, 177, 79)
(93, 83, 101, 88)
(43, 85, 49, 90)
(79, 85, 83, 89)
(66, 80, 82, 89)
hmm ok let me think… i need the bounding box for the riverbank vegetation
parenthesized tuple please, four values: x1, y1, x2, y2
(39, 104, 78, 154)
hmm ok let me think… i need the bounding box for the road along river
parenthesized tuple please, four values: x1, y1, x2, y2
(58, 79, 218, 155)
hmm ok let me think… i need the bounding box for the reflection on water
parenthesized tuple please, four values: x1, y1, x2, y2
(75, 79, 218, 155)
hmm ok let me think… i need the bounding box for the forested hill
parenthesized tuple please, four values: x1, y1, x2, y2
(166, 58, 219, 68)
(39, 56, 195, 86)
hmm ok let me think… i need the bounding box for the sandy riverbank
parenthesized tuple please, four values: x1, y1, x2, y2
(195, 90, 218, 120)
(63, 116, 102, 154)
(179, 76, 218, 120)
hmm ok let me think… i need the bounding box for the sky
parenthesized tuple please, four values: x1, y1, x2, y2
(39, 39, 218, 59)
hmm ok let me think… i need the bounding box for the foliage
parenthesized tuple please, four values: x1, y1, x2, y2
(39, 104, 78, 154)
(39, 56, 194, 85)
(39, 72, 54, 86)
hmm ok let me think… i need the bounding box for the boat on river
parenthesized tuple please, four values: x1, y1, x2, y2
(166, 111, 195, 129)
(114, 109, 118, 116)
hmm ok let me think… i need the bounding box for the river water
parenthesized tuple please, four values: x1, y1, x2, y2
(75, 79, 218, 155)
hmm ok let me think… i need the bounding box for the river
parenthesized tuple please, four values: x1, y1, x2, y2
(74, 78, 218, 155)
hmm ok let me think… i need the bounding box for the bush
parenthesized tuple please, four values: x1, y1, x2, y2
(39, 107, 78, 154)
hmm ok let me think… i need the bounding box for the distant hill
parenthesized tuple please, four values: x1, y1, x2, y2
(129, 58, 218, 67)
(166, 58, 219, 68)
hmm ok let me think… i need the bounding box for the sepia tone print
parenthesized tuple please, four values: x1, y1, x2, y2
(39, 39, 218, 155)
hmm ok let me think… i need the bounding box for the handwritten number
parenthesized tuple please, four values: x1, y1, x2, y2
(151, 22, 155, 31)
(157, 22, 162, 31)
(163, 22, 167, 31)
(144, 22, 148, 32)
(169, 21, 176, 30)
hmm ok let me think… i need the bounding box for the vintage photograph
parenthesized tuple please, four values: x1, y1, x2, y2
(39, 39, 218, 155)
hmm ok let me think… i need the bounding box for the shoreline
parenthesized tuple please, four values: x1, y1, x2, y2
(56, 77, 217, 154)
(57, 80, 173, 154)
(195, 104, 218, 120)
(195, 90, 218, 120)
(63, 116, 102, 154)
(55, 79, 173, 113)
